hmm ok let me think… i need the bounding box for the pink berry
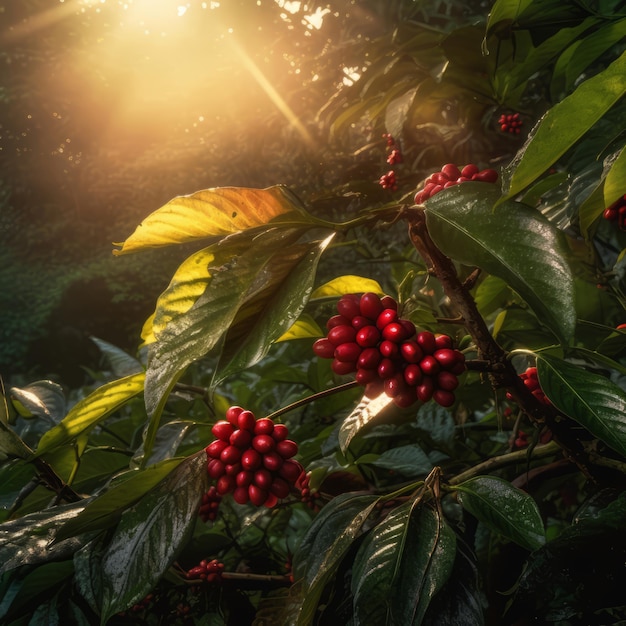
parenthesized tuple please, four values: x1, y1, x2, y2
(461, 164, 479, 178)
(442, 164, 461, 180)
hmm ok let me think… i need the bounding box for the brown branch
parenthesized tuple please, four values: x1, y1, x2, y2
(405, 209, 599, 481)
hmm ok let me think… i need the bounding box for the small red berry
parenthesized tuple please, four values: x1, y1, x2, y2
(313, 338, 336, 359)
(337, 294, 361, 319)
(225, 406, 244, 426)
(237, 410, 257, 432)
(276, 439, 298, 459)
(356, 325, 381, 348)
(328, 325, 357, 346)
(433, 389, 455, 407)
(360, 292, 384, 320)
(252, 435, 275, 454)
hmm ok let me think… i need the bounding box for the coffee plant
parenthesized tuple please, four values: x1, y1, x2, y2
(1, 0, 625, 624)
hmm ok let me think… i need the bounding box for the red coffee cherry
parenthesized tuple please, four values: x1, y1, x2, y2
(332, 359, 357, 375)
(220, 445, 242, 465)
(435, 334, 453, 350)
(279, 459, 304, 482)
(207, 458, 225, 479)
(252, 435, 275, 454)
(335, 342, 362, 363)
(442, 163, 461, 180)
(461, 164, 479, 178)
(416, 377, 434, 402)
(253, 468, 273, 490)
(472, 169, 498, 183)
(237, 410, 257, 432)
(276, 439, 298, 459)
(404, 363, 423, 386)
(377, 358, 397, 380)
(379, 339, 399, 358)
(384, 373, 408, 397)
(313, 338, 336, 359)
(225, 406, 244, 426)
(433, 348, 458, 369)
(327, 314, 351, 329)
(360, 292, 384, 320)
(337, 294, 361, 319)
(356, 325, 381, 347)
(216, 475, 235, 495)
(236, 470, 253, 487)
(382, 322, 409, 343)
(394, 390, 418, 408)
(380, 295, 398, 310)
(263, 451, 284, 472)
(241, 448, 262, 470)
(206, 439, 228, 459)
(230, 428, 252, 449)
(420, 355, 440, 376)
(224, 462, 241, 477)
(433, 389, 455, 407)
(416, 331, 437, 354)
(351, 315, 373, 330)
(328, 325, 357, 346)
(437, 370, 459, 391)
(270, 477, 291, 499)
(401, 340, 423, 363)
(356, 368, 376, 384)
(249, 484, 269, 506)
(376, 308, 398, 330)
(358, 347, 382, 370)
(254, 418, 275, 436)
(212, 420, 234, 442)
(272, 424, 289, 441)
(233, 486, 250, 504)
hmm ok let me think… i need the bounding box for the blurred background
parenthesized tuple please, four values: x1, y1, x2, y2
(0, 0, 506, 386)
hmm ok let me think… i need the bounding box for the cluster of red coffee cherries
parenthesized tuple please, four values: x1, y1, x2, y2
(506, 366, 551, 406)
(205, 407, 302, 508)
(198, 486, 222, 522)
(296, 470, 320, 511)
(499, 112, 523, 134)
(603, 194, 626, 231)
(379, 134, 403, 189)
(186, 559, 224, 583)
(414, 163, 498, 203)
(313, 293, 466, 408)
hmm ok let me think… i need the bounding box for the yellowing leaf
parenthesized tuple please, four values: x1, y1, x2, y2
(113, 186, 310, 255)
(311, 275, 384, 299)
(276, 315, 324, 342)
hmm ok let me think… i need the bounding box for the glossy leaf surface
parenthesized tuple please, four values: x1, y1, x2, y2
(426, 184, 575, 344)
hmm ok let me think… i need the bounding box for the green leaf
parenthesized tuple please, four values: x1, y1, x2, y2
(212, 235, 333, 386)
(415, 404, 456, 450)
(351, 499, 419, 625)
(113, 185, 313, 254)
(536, 354, 626, 458)
(310, 275, 384, 300)
(0, 502, 87, 574)
(474, 274, 513, 318)
(422, 535, 483, 626)
(502, 51, 626, 201)
(389, 503, 457, 625)
(425, 184, 576, 345)
(293, 493, 380, 625)
(9, 381, 65, 422)
(33, 373, 145, 458)
(54, 457, 185, 541)
(484, 0, 534, 41)
(365, 444, 434, 479)
(455, 475, 545, 551)
(99, 453, 207, 623)
(90, 337, 143, 377)
(338, 393, 394, 454)
(143, 227, 309, 459)
(603, 145, 626, 209)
